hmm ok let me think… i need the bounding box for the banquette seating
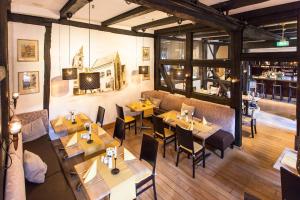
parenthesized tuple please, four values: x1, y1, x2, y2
(5, 109, 75, 200)
(142, 90, 235, 158)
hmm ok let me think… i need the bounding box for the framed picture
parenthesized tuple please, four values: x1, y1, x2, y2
(142, 47, 150, 61)
(17, 39, 39, 62)
(18, 71, 39, 95)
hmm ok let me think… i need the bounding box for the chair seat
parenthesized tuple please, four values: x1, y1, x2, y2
(242, 116, 252, 124)
(180, 142, 203, 154)
(125, 116, 135, 123)
(135, 169, 152, 184)
(155, 128, 175, 138)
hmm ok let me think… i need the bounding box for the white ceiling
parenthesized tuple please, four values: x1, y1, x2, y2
(10, 0, 300, 30)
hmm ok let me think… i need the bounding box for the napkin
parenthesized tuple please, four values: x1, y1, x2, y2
(83, 159, 98, 183)
(55, 116, 64, 126)
(124, 148, 135, 161)
(203, 117, 208, 126)
(66, 133, 78, 147)
(281, 151, 297, 169)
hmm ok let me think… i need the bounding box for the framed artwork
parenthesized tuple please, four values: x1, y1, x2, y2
(142, 47, 150, 61)
(142, 66, 150, 80)
(17, 39, 39, 62)
(18, 71, 39, 95)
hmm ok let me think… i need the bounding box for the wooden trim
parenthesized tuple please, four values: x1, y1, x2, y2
(190, 92, 231, 106)
(191, 60, 232, 68)
(185, 32, 193, 98)
(60, 0, 89, 19)
(102, 6, 154, 26)
(297, 12, 300, 139)
(43, 25, 52, 112)
(159, 59, 186, 65)
(154, 35, 160, 90)
(8, 13, 154, 38)
(132, 16, 179, 32)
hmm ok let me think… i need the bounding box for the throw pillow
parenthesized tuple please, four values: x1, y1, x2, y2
(150, 97, 161, 108)
(181, 103, 195, 116)
(22, 118, 47, 143)
(23, 150, 47, 183)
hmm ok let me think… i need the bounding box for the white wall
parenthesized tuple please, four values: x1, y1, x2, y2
(8, 22, 154, 125)
(8, 22, 45, 114)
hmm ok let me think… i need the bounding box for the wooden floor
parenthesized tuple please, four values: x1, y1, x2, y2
(105, 116, 295, 200)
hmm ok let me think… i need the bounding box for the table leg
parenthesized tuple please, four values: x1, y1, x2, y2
(139, 111, 152, 133)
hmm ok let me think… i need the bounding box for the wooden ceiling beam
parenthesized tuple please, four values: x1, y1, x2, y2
(101, 6, 154, 26)
(154, 23, 209, 35)
(212, 0, 268, 12)
(60, 0, 89, 19)
(132, 16, 179, 31)
(125, 0, 242, 31)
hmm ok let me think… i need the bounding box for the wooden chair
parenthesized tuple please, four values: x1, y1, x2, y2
(136, 134, 158, 200)
(116, 104, 137, 135)
(96, 106, 105, 127)
(152, 115, 176, 158)
(113, 117, 125, 146)
(175, 125, 205, 178)
(242, 106, 260, 138)
(280, 167, 300, 200)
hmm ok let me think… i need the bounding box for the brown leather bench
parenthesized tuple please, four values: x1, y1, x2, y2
(206, 130, 234, 159)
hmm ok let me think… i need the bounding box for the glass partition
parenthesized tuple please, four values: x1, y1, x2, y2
(160, 35, 186, 60)
(192, 66, 232, 98)
(162, 65, 186, 91)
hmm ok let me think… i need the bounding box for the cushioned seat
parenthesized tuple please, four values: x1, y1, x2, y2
(206, 130, 234, 159)
(179, 142, 203, 154)
(124, 115, 135, 123)
(155, 128, 174, 138)
(23, 135, 61, 178)
(25, 172, 75, 200)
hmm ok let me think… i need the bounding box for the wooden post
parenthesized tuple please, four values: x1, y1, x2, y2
(43, 24, 52, 112)
(185, 32, 193, 97)
(154, 35, 160, 90)
(231, 29, 243, 147)
(295, 11, 300, 150)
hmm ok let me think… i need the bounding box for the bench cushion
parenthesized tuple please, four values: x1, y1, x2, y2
(25, 172, 75, 200)
(206, 130, 234, 150)
(23, 135, 61, 178)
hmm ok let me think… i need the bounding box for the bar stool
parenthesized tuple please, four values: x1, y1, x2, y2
(288, 82, 297, 103)
(272, 81, 282, 101)
(256, 81, 266, 98)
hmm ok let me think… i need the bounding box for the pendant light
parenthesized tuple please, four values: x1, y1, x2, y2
(79, 0, 100, 91)
(62, 12, 78, 80)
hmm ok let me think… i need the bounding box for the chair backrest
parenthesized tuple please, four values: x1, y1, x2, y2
(140, 134, 159, 174)
(152, 115, 165, 137)
(176, 125, 194, 153)
(113, 117, 125, 145)
(116, 104, 125, 120)
(96, 106, 105, 127)
(280, 167, 300, 200)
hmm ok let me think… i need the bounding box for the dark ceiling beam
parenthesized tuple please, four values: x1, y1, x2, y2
(8, 13, 154, 38)
(243, 25, 282, 41)
(212, 0, 268, 12)
(101, 6, 154, 26)
(60, 0, 89, 19)
(154, 23, 209, 35)
(132, 16, 179, 31)
(125, 0, 242, 31)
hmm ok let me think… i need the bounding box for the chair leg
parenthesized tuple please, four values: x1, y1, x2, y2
(134, 120, 137, 135)
(192, 156, 195, 178)
(203, 148, 205, 168)
(176, 150, 180, 166)
(174, 137, 177, 152)
(254, 119, 257, 134)
(221, 150, 224, 159)
(153, 177, 157, 200)
(163, 140, 166, 158)
(251, 120, 254, 138)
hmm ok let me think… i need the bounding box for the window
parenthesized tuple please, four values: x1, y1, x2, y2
(160, 35, 186, 60)
(160, 65, 186, 91)
(192, 66, 232, 99)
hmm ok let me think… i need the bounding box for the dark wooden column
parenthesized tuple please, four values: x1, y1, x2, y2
(295, 11, 300, 150)
(154, 35, 160, 90)
(230, 29, 243, 147)
(185, 32, 193, 97)
(43, 24, 52, 112)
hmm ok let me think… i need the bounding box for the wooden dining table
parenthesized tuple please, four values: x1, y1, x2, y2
(127, 100, 155, 132)
(74, 147, 151, 200)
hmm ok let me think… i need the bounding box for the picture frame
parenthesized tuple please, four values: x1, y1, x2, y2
(17, 39, 39, 62)
(142, 66, 150, 80)
(18, 71, 40, 95)
(142, 47, 150, 61)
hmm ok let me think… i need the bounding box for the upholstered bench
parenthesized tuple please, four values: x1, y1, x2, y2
(206, 130, 234, 159)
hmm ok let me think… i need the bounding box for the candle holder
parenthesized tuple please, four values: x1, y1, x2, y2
(111, 157, 120, 175)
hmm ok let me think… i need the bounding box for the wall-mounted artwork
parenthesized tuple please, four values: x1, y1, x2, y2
(17, 39, 39, 62)
(18, 71, 39, 95)
(142, 66, 150, 80)
(142, 47, 150, 61)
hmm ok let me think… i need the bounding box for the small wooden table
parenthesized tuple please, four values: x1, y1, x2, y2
(74, 147, 151, 200)
(60, 123, 119, 159)
(50, 113, 92, 135)
(127, 100, 155, 132)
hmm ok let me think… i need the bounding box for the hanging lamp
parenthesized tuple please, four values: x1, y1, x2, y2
(62, 12, 78, 80)
(79, 0, 100, 91)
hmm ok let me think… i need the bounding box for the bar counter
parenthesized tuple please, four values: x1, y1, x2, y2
(252, 76, 297, 97)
